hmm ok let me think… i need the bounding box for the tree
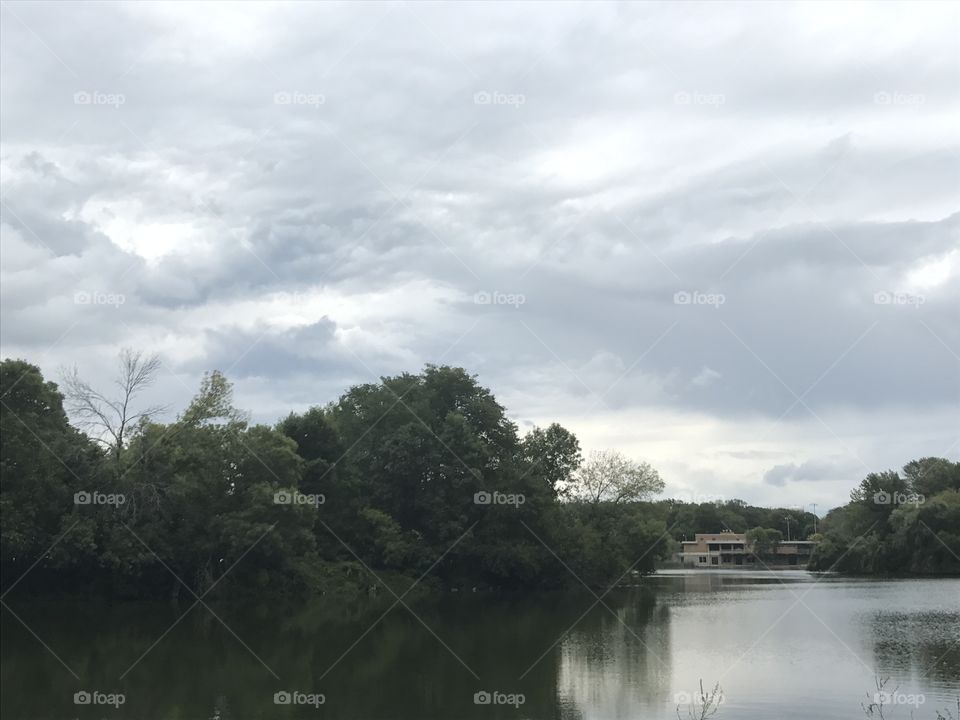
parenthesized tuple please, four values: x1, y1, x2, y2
(0, 360, 100, 584)
(809, 458, 960, 575)
(62, 348, 167, 478)
(328, 365, 529, 582)
(570, 449, 665, 504)
(0, 357, 731, 597)
(118, 372, 319, 598)
(278, 406, 354, 560)
(745, 527, 783, 560)
(521, 423, 582, 497)
(278, 406, 344, 496)
(180, 370, 246, 426)
(902, 457, 960, 498)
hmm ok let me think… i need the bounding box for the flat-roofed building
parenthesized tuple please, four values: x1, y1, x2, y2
(679, 530, 817, 568)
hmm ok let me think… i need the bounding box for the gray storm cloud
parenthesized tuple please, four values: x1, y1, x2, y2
(2, 1, 958, 511)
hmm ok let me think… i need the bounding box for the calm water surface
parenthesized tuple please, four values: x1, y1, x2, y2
(2, 570, 958, 719)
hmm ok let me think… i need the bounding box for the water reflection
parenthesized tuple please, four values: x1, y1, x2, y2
(867, 582, 960, 699)
(558, 594, 670, 718)
(2, 575, 958, 719)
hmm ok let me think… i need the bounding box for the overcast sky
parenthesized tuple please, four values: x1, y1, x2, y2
(1, 1, 957, 512)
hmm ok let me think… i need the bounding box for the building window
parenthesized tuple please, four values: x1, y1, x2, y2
(711, 557, 719, 565)
(698, 556, 707, 563)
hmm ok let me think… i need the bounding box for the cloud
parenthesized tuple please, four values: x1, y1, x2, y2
(691, 366, 722, 388)
(763, 459, 856, 487)
(2, 1, 958, 511)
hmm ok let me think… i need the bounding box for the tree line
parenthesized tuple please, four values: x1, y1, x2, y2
(808, 457, 960, 574)
(1, 354, 672, 599)
(657, 499, 819, 544)
(2, 352, 955, 601)
(656, 462, 960, 574)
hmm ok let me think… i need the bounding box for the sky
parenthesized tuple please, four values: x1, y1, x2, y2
(1, 1, 958, 513)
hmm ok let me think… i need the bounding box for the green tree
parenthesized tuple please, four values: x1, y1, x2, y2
(3, 356, 782, 597)
(809, 458, 960, 575)
(278, 406, 346, 500)
(521, 423, 582, 498)
(745, 527, 783, 560)
(0, 360, 100, 589)
(109, 371, 320, 598)
(902, 457, 960, 498)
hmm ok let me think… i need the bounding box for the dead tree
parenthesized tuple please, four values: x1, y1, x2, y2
(63, 348, 167, 479)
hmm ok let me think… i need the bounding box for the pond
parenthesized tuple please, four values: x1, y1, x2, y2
(2, 570, 958, 718)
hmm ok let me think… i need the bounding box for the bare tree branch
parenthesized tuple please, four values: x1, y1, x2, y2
(62, 348, 169, 479)
(571, 449, 665, 504)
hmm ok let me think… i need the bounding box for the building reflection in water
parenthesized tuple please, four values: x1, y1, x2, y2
(556, 590, 672, 719)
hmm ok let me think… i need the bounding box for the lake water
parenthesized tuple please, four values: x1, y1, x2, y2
(2, 570, 958, 719)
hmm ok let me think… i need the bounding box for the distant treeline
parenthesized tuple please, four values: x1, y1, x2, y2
(658, 462, 960, 575)
(657, 499, 818, 543)
(2, 355, 955, 601)
(808, 458, 960, 574)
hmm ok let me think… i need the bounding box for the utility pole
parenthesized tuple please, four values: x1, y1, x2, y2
(810, 503, 818, 534)
(783, 515, 792, 541)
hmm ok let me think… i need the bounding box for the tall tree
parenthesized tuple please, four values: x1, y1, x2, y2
(571, 449, 664, 504)
(62, 348, 167, 478)
(0, 360, 100, 590)
(521, 423, 582, 498)
(810, 458, 960, 574)
(120, 372, 318, 598)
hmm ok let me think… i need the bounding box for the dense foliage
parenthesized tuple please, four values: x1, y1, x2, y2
(1, 359, 674, 599)
(657, 498, 819, 543)
(808, 458, 960, 574)
(4, 357, 953, 599)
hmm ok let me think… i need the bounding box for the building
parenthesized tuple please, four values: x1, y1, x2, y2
(679, 530, 817, 568)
